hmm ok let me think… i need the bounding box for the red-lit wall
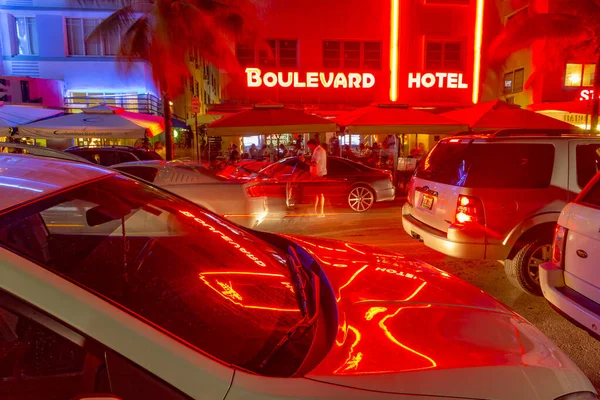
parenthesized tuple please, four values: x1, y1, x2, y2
(397, 2, 475, 105)
(223, 0, 480, 107)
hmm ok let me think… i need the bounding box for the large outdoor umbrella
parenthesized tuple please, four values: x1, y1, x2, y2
(527, 100, 592, 115)
(333, 104, 468, 134)
(17, 104, 164, 139)
(442, 100, 576, 131)
(207, 102, 338, 136)
(0, 103, 63, 136)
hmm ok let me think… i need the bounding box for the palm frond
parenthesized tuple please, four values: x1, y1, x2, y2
(87, 4, 135, 47)
(70, 0, 154, 13)
(489, 13, 593, 63)
(116, 16, 151, 74)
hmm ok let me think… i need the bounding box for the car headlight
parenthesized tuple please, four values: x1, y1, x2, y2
(556, 392, 599, 400)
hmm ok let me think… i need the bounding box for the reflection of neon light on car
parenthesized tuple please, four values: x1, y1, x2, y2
(365, 307, 388, 321)
(179, 210, 266, 267)
(215, 280, 243, 301)
(199, 274, 300, 312)
(379, 304, 437, 371)
(337, 265, 369, 302)
(345, 242, 366, 255)
(375, 267, 418, 280)
(335, 325, 362, 373)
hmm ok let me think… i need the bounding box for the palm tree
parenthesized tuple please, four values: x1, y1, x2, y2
(489, 0, 600, 130)
(74, 0, 259, 160)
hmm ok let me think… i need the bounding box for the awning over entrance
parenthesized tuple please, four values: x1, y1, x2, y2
(442, 100, 576, 131)
(334, 104, 468, 134)
(0, 103, 63, 136)
(207, 102, 338, 136)
(17, 105, 164, 139)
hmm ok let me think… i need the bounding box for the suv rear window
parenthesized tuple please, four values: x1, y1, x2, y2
(576, 144, 600, 189)
(416, 142, 555, 188)
(580, 175, 600, 207)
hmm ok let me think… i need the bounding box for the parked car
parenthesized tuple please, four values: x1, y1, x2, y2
(402, 130, 600, 295)
(246, 156, 395, 212)
(0, 153, 596, 400)
(541, 170, 600, 338)
(111, 160, 268, 228)
(0, 141, 92, 163)
(217, 160, 272, 181)
(64, 145, 163, 166)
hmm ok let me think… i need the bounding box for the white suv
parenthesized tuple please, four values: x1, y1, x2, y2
(402, 130, 600, 295)
(541, 170, 600, 338)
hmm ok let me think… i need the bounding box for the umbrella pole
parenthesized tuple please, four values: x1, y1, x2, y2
(195, 113, 200, 163)
(394, 134, 399, 189)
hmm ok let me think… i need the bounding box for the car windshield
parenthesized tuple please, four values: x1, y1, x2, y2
(0, 174, 314, 377)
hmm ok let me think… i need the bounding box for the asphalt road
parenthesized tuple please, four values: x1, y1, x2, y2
(257, 199, 600, 391)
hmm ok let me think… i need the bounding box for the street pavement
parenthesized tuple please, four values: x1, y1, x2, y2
(257, 199, 600, 390)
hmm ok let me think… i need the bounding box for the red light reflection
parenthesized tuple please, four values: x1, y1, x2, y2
(365, 307, 388, 321)
(334, 325, 363, 373)
(179, 210, 266, 267)
(198, 273, 300, 312)
(345, 242, 366, 255)
(379, 304, 437, 371)
(336, 265, 369, 302)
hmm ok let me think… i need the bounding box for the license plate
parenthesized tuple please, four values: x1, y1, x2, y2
(420, 194, 434, 210)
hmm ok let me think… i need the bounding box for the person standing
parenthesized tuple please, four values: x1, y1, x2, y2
(228, 143, 240, 164)
(300, 139, 327, 215)
(154, 141, 166, 160)
(249, 143, 258, 159)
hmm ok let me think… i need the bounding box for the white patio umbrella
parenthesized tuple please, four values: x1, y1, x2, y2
(0, 103, 63, 136)
(17, 105, 164, 139)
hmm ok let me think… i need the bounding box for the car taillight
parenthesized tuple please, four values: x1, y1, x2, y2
(407, 177, 415, 206)
(246, 185, 266, 197)
(455, 195, 485, 224)
(552, 225, 568, 268)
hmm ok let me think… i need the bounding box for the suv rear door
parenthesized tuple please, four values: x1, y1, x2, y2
(411, 140, 560, 237)
(564, 176, 600, 303)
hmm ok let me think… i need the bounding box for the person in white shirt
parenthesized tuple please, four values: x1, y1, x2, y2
(300, 139, 327, 215)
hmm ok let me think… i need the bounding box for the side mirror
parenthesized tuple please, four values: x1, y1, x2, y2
(71, 394, 123, 400)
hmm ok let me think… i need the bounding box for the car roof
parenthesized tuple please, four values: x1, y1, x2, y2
(0, 154, 112, 212)
(448, 129, 598, 141)
(111, 160, 166, 169)
(0, 142, 93, 164)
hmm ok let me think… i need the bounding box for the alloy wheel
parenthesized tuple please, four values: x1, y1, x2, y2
(348, 187, 374, 212)
(527, 244, 552, 283)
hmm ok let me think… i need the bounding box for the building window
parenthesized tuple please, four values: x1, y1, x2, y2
(425, 41, 463, 70)
(504, 68, 524, 94)
(322, 41, 381, 69)
(14, 17, 38, 56)
(504, 72, 514, 94)
(235, 43, 255, 67)
(66, 18, 119, 56)
(363, 42, 382, 69)
(258, 39, 298, 68)
(565, 63, 596, 87)
(323, 41, 341, 68)
(514, 68, 524, 92)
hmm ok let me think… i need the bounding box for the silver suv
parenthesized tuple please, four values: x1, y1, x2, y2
(402, 130, 600, 295)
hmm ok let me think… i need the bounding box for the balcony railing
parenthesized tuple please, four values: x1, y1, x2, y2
(64, 94, 162, 116)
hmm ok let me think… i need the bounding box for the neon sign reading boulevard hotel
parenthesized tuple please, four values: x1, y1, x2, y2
(246, 68, 470, 91)
(245, 68, 376, 89)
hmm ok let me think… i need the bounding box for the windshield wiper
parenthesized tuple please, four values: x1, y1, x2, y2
(288, 246, 309, 317)
(258, 246, 319, 370)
